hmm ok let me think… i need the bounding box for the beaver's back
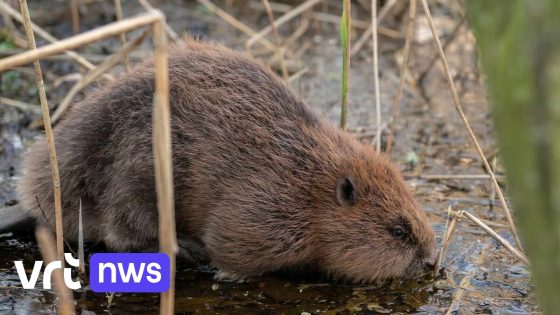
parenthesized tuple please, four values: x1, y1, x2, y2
(18, 42, 340, 251)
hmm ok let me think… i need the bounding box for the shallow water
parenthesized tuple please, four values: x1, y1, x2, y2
(0, 217, 534, 314)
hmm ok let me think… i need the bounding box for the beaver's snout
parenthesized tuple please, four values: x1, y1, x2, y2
(421, 255, 437, 273)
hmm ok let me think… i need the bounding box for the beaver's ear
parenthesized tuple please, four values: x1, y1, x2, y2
(336, 176, 356, 206)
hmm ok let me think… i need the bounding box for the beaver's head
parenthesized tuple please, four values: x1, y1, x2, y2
(313, 148, 435, 283)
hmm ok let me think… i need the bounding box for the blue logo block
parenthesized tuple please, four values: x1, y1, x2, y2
(89, 253, 170, 293)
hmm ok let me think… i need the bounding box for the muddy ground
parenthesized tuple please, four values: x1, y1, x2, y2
(0, 0, 538, 313)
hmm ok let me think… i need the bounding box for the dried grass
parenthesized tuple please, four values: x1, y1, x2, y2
(19, 0, 64, 262)
(0, 8, 177, 314)
(419, 0, 522, 248)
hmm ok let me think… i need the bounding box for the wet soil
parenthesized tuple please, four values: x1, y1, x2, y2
(0, 0, 538, 313)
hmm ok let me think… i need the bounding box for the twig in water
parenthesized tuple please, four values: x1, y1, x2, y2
(19, 0, 64, 262)
(385, 0, 416, 154)
(35, 227, 75, 315)
(444, 273, 473, 315)
(419, 0, 522, 249)
(461, 211, 528, 264)
(114, 0, 131, 73)
(433, 208, 462, 276)
(106, 292, 115, 309)
(78, 199, 85, 278)
(371, 0, 381, 151)
(433, 210, 529, 277)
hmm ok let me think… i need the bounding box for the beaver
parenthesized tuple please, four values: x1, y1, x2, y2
(17, 40, 435, 283)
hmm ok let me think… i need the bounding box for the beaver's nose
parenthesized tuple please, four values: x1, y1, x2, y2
(422, 252, 438, 272)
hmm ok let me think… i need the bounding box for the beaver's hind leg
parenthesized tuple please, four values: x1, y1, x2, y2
(100, 175, 159, 252)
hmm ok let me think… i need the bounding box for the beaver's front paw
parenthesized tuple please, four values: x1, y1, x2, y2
(213, 269, 251, 283)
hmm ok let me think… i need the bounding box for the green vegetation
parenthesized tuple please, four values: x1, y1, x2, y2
(468, 1, 560, 313)
(339, 0, 350, 129)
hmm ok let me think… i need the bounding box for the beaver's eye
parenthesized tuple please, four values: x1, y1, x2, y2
(392, 226, 407, 239)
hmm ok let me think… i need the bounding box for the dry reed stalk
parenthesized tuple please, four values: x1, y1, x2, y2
(114, 0, 131, 73)
(1, 48, 152, 62)
(35, 227, 75, 315)
(1, 4, 26, 43)
(444, 242, 490, 315)
(33, 198, 77, 255)
(152, 15, 177, 315)
(442, 205, 452, 238)
(371, 0, 381, 151)
(250, 1, 366, 28)
(435, 207, 507, 229)
(52, 29, 149, 123)
(0, 23, 28, 48)
(461, 211, 528, 264)
(0, 12, 161, 71)
(246, 0, 321, 49)
(433, 208, 462, 276)
(19, 0, 64, 262)
(284, 18, 309, 49)
(444, 274, 472, 315)
(0, 96, 41, 113)
(78, 199, 85, 278)
(417, 15, 466, 84)
(489, 156, 498, 209)
(0, 0, 113, 79)
(413, 174, 506, 180)
(248, 0, 401, 37)
(350, 0, 396, 57)
(419, 0, 522, 248)
(261, 0, 288, 80)
(293, 39, 312, 59)
(288, 67, 308, 83)
(137, 0, 182, 46)
(53, 73, 82, 87)
(0, 17, 177, 311)
(384, 70, 430, 108)
(385, 0, 416, 154)
(71, 0, 80, 34)
(433, 210, 529, 277)
(196, 0, 276, 52)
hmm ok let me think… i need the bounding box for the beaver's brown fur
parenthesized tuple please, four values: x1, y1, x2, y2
(18, 41, 435, 283)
